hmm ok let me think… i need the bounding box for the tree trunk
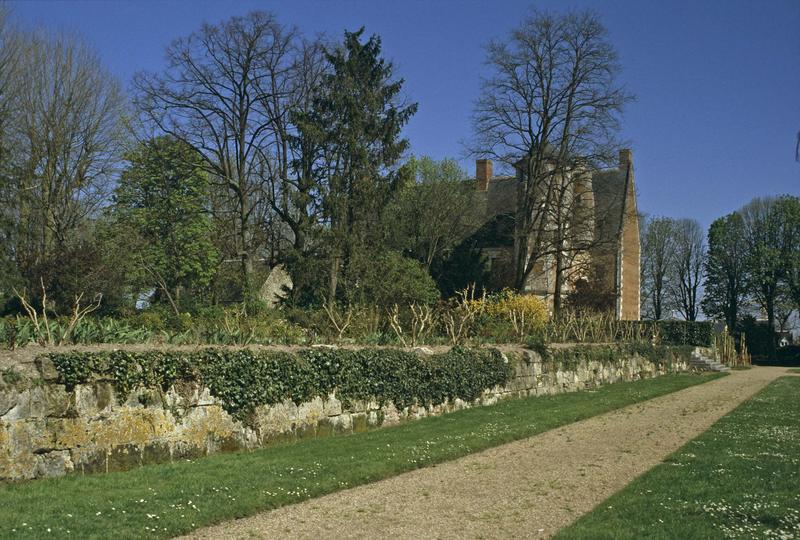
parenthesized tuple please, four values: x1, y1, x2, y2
(766, 297, 776, 360)
(513, 233, 528, 291)
(238, 186, 253, 301)
(553, 253, 564, 318)
(328, 254, 340, 306)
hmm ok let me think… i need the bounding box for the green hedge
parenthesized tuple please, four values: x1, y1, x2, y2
(631, 320, 715, 347)
(47, 347, 511, 422)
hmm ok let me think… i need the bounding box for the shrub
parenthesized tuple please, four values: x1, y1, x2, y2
(524, 333, 548, 358)
(739, 316, 776, 358)
(345, 251, 440, 307)
(641, 320, 715, 347)
(0, 315, 152, 348)
(544, 313, 714, 347)
(775, 345, 800, 366)
(472, 290, 548, 342)
(192, 307, 308, 345)
(46, 347, 512, 423)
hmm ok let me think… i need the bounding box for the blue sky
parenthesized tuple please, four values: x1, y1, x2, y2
(9, 0, 800, 230)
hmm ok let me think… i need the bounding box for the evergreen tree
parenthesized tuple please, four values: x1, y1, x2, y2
(293, 28, 417, 304)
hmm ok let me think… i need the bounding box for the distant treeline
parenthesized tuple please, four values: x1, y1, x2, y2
(641, 195, 800, 357)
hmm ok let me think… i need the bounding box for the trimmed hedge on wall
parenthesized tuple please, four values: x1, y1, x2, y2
(47, 347, 512, 422)
(631, 320, 715, 347)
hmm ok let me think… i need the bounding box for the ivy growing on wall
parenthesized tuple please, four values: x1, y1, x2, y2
(47, 347, 512, 421)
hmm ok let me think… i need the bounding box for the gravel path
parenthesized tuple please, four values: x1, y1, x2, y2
(182, 367, 792, 540)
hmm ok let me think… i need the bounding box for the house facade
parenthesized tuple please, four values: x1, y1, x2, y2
(472, 149, 641, 320)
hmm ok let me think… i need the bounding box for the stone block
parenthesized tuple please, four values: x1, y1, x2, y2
(43, 385, 72, 417)
(0, 388, 18, 417)
(239, 427, 259, 449)
(352, 413, 368, 433)
(349, 400, 368, 413)
(382, 403, 401, 426)
(255, 400, 298, 439)
(213, 435, 244, 453)
(297, 397, 324, 426)
(196, 387, 216, 406)
(3, 388, 47, 420)
(49, 417, 90, 450)
(74, 384, 113, 417)
(35, 356, 60, 382)
(35, 450, 73, 478)
(316, 418, 334, 438)
(167, 380, 200, 409)
(121, 389, 145, 409)
(24, 420, 53, 453)
(332, 412, 352, 432)
(171, 440, 205, 461)
(142, 440, 172, 465)
(323, 395, 342, 417)
(367, 409, 385, 426)
(0, 420, 37, 480)
(107, 443, 142, 473)
(295, 422, 316, 441)
(175, 406, 236, 452)
(70, 447, 107, 475)
(262, 430, 297, 447)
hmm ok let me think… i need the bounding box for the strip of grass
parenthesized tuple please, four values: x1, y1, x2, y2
(555, 376, 800, 540)
(0, 373, 722, 539)
(787, 368, 800, 374)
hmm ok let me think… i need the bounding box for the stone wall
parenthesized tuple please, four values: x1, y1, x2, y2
(0, 348, 689, 482)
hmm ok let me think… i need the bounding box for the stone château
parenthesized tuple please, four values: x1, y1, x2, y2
(471, 149, 641, 320)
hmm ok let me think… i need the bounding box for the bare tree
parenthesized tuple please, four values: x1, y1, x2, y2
(0, 7, 19, 162)
(6, 31, 124, 305)
(669, 218, 705, 321)
(640, 216, 676, 319)
(134, 11, 315, 298)
(0, 8, 22, 294)
(471, 10, 631, 295)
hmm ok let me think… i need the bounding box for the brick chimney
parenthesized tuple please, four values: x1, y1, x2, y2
(476, 159, 493, 191)
(619, 149, 632, 170)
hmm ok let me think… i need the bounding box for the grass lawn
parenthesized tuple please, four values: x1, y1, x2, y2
(555, 376, 800, 540)
(787, 368, 800, 374)
(0, 373, 721, 539)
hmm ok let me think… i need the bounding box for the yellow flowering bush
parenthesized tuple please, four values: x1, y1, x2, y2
(470, 289, 549, 341)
